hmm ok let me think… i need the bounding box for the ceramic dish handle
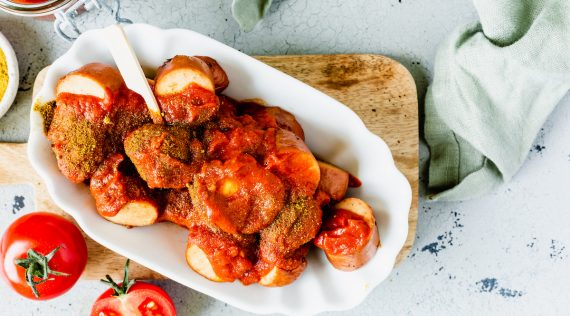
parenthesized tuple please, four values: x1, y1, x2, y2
(54, 0, 132, 42)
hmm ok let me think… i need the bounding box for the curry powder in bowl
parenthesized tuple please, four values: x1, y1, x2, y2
(0, 31, 19, 119)
(0, 49, 8, 98)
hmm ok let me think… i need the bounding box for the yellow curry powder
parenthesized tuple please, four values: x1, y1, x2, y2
(0, 49, 8, 100)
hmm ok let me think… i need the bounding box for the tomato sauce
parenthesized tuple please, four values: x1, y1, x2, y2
(263, 129, 319, 196)
(57, 92, 112, 123)
(314, 209, 371, 255)
(264, 149, 319, 196)
(157, 84, 219, 125)
(90, 153, 154, 217)
(110, 87, 152, 144)
(193, 154, 286, 234)
(204, 127, 266, 160)
(90, 154, 129, 217)
(238, 102, 279, 129)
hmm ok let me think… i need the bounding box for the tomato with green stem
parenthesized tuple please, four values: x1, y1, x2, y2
(91, 259, 176, 316)
(0, 212, 88, 300)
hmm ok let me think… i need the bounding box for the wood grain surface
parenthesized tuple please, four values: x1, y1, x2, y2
(0, 54, 418, 279)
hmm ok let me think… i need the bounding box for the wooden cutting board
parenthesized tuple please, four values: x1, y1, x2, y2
(0, 54, 418, 280)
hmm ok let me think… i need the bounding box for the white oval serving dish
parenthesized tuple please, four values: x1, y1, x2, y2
(28, 24, 412, 315)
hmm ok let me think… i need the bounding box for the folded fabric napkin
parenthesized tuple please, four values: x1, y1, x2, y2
(425, 0, 570, 201)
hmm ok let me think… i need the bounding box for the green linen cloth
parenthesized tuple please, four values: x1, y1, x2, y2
(425, 0, 570, 201)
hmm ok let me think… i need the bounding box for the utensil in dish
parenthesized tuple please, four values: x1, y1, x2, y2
(104, 24, 163, 124)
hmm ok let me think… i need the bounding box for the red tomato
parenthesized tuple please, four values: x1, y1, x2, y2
(91, 260, 176, 316)
(92, 282, 176, 316)
(0, 212, 88, 300)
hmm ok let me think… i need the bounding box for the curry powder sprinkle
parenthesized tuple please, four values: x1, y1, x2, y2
(33, 100, 56, 134)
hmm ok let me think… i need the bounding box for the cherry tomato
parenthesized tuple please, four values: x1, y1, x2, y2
(0, 212, 88, 300)
(91, 260, 176, 316)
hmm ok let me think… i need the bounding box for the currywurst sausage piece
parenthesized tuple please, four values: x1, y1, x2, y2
(56, 63, 124, 107)
(257, 245, 309, 287)
(314, 198, 380, 271)
(264, 129, 320, 196)
(47, 102, 106, 183)
(265, 106, 305, 141)
(185, 225, 257, 283)
(195, 56, 229, 93)
(257, 258, 307, 287)
(238, 100, 305, 140)
(90, 153, 159, 227)
(154, 55, 219, 125)
(49, 63, 127, 183)
(317, 161, 349, 201)
(155, 55, 215, 94)
(159, 189, 203, 229)
(124, 124, 205, 189)
(260, 197, 322, 261)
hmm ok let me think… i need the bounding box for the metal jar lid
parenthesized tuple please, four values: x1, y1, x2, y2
(0, 0, 75, 17)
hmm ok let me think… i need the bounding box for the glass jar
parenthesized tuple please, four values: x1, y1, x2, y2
(0, 0, 131, 41)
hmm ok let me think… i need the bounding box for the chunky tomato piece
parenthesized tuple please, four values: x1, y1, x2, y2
(192, 154, 286, 234)
(314, 209, 371, 255)
(157, 83, 219, 125)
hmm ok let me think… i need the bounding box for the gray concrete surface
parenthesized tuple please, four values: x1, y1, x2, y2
(1, 0, 569, 315)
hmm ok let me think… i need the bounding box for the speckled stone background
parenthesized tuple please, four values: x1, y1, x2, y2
(1, 0, 569, 315)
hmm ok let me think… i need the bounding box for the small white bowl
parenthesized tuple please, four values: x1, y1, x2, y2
(0, 31, 18, 119)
